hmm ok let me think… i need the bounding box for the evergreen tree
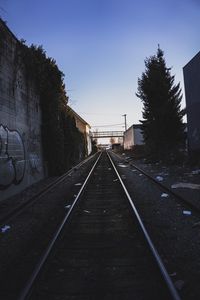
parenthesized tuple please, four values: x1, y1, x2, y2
(136, 47, 185, 161)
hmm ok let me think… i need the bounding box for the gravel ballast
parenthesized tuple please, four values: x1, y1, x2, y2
(0, 151, 200, 299)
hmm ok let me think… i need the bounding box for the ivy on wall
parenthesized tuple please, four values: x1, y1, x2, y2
(0, 18, 86, 175)
(18, 43, 86, 175)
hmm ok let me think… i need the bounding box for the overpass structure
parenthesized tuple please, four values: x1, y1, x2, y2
(90, 131, 124, 139)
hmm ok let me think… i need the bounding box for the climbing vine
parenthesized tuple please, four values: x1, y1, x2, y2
(17, 42, 86, 175)
(0, 19, 8, 58)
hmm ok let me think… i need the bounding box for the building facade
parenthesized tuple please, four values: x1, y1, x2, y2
(183, 52, 200, 154)
(0, 19, 44, 201)
(68, 107, 92, 156)
(124, 124, 143, 150)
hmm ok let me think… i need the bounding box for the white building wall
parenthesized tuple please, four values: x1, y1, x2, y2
(85, 125, 92, 155)
(124, 126, 134, 150)
(124, 125, 143, 149)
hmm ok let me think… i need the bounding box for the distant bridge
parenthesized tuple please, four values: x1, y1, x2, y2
(90, 131, 124, 139)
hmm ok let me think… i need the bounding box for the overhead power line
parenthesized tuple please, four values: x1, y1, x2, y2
(77, 112, 122, 116)
(91, 123, 124, 128)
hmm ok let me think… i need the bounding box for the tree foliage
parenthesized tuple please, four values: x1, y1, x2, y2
(136, 47, 185, 161)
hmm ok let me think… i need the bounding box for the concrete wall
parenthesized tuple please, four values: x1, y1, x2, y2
(183, 52, 200, 152)
(0, 21, 44, 201)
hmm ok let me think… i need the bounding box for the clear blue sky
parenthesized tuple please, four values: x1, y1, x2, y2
(1, 0, 199, 134)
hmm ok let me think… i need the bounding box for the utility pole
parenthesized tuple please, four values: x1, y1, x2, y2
(122, 114, 127, 131)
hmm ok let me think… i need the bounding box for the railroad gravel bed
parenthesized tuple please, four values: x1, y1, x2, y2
(110, 151, 200, 300)
(0, 154, 98, 300)
(29, 151, 171, 300)
(1, 151, 200, 299)
(129, 156, 200, 208)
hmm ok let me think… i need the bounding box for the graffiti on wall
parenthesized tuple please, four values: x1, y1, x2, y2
(0, 124, 25, 189)
(27, 129, 43, 175)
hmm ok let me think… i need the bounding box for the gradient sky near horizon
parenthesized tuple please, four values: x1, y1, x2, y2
(1, 0, 200, 135)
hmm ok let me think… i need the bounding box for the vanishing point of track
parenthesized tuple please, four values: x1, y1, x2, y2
(19, 151, 181, 300)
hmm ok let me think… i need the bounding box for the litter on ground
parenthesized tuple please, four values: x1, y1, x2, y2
(65, 205, 71, 209)
(161, 193, 169, 198)
(75, 183, 82, 186)
(1, 225, 11, 233)
(113, 179, 118, 182)
(118, 164, 127, 168)
(192, 169, 200, 175)
(83, 210, 91, 214)
(171, 183, 200, 190)
(183, 210, 192, 215)
(156, 176, 164, 182)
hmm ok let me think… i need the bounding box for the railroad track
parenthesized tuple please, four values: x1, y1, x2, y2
(111, 151, 200, 214)
(19, 151, 180, 300)
(0, 154, 97, 228)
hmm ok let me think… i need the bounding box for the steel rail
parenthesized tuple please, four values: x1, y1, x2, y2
(112, 151, 200, 214)
(107, 151, 181, 300)
(18, 151, 102, 300)
(0, 153, 98, 228)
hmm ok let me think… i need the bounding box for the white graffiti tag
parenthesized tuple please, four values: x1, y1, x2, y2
(0, 125, 25, 189)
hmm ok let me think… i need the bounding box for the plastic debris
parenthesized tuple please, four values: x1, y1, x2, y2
(183, 210, 192, 215)
(171, 183, 200, 190)
(113, 179, 118, 182)
(132, 170, 137, 172)
(161, 193, 169, 198)
(118, 164, 127, 168)
(156, 176, 164, 182)
(192, 169, 200, 175)
(75, 183, 82, 186)
(139, 174, 143, 176)
(83, 210, 91, 214)
(65, 205, 71, 209)
(1, 225, 11, 233)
